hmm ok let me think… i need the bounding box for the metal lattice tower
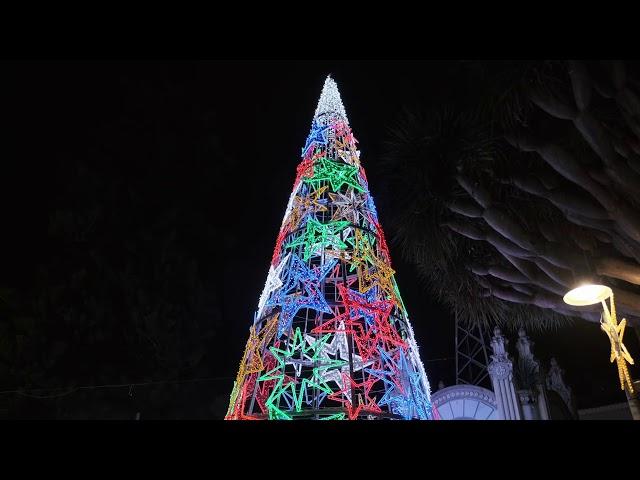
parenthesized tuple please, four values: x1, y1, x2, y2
(455, 313, 490, 388)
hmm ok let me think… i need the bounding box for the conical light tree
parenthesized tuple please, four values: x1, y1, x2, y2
(225, 76, 433, 420)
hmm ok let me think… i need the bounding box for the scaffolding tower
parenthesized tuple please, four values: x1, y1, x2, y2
(455, 313, 490, 388)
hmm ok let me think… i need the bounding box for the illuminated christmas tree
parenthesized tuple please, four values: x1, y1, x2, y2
(225, 76, 433, 420)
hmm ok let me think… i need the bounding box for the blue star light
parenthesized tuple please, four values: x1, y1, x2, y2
(301, 120, 329, 156)
(267, 254, 338, 337)
(366, 347, 429, 420)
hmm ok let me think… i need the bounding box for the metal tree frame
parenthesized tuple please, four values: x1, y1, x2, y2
(225, 76, 433, 420)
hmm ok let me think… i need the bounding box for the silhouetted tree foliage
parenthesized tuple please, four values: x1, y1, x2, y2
(382, 61, 640, 331)
(1, 69, 231, 418)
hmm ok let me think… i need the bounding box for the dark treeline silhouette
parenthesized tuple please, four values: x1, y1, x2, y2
(2, 63, 236, 418)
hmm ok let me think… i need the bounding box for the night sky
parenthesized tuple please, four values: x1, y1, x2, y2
(3, 60, 638, 417)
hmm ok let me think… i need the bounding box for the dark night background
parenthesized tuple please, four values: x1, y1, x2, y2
(2, 60, 638, 419)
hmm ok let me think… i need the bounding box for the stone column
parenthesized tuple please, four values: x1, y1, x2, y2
(517, 389, 538, 420)
(546, 357, 576, 418)
(516, 328, 549, 420)
(488, 327, 521, 420)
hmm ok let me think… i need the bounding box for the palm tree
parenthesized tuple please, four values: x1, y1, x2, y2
(380, 60, 640, 332)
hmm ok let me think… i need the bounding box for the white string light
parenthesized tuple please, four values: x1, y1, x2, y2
(313, 75, 349, 125)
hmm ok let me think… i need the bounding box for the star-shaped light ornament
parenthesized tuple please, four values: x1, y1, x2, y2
(329, 189, 368, 225)
(286, 185, 328, 231)
(279, 181, 304, 229)
(259, 328, 336, 419)
(256, 253, 290, 320)
(364, 253, 398, 302)
(313, 312, 375, 362)
(302, 120, 330, 157)
(341, 284, 408, 356)
(365, 194, 378, 221)
(408, 367, 433, 419)
(266, 254, 338, 337)
(321, 226, 354, 263)
(333, 123, 361, 166)
(332, 117, 357, 148)
(239, 316, 280, 379)
(326, 371, 381, 420)
(254, 350, 294, 415)
(271, 221, 293, 267)
(292, 158, 315, 191)
(335, 133, 358, 155)
(345, 232, 400, 304)
(366, 347, 428, 420)
(226, 315, 280, 419)
(285, 217, 350, 262)
(366, 213, 392, 263)
(225, 376, 262, 420)
(304, 157, 364, 193)
(304, 320, 374, 401)
(345, 229, 377, 281)
(312, 286, 403, 365)
(337, 149, 355, 166)
(600, 293, 635, 393)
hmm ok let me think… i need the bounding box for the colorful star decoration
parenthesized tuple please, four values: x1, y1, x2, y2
(305, 320, 374, 400)
(284, 217, 350, 262)
(266, 254, 337, 337)
(285, 185, 329, 232)
(226, 76, 433, 420)
(302, 120, 330, 157)
(256, 253, 290, 320)
(329, 188, 368, 225)
(304, 157, 364, 193)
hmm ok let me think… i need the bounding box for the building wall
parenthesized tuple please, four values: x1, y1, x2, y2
(578, 402, 633, 420)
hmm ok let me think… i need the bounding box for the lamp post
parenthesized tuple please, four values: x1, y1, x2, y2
(563, 283, 639, 419)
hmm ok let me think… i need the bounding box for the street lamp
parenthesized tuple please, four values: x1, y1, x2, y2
(563, 283, 635, 394)
(563, 284, 613, 306)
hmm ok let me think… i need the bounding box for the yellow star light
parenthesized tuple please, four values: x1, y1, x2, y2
(233, 315, 280, 387)
(364, 253, 399, 304)
(600, 293, 635, 393)
(286, 185, 328, 231)
(344, 229, 400, 304)
(345, 229, 376, 287)
(227, 314, 280, 417)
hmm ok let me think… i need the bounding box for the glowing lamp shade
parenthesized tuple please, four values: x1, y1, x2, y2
(563, 284, 612, 306)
